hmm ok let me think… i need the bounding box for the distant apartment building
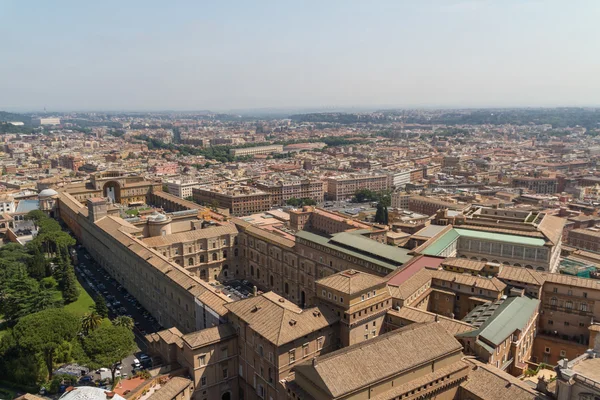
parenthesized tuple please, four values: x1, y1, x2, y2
(229, 144, 283, 157)
(254, 177, 324, 205)
(391, 191, 410, 209)
(34, 117, 61, 125)
(512, 176, 558, 194)
(149, 162, 179, 176)
(166, 179, 201, 199)
(0, 195, 16, 213)
(408, 195, 469, 216)
(567, 228, 600, 252)
(59, 154, 84, 171)
(193, 184, 272, 216)
(325, 173, 389, 201)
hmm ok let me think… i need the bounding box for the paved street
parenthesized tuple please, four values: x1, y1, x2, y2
(73, 246, 160, 380)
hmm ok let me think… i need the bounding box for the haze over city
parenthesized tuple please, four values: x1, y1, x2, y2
(3, 2, 600, 400)
(1, 0, 600, 111)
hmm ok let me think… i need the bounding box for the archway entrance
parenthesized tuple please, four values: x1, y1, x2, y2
(221, 392, 231, 400)
(103, 181, 122, 203)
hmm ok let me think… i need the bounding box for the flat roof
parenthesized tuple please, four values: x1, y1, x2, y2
(296, 230, 412, 271)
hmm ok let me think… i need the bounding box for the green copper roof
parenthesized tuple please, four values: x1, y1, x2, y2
(454, 228, 546, 247)
(421, 227, 546, 257)
(458, 296, 540, 348)
(421, 229, 460, 256)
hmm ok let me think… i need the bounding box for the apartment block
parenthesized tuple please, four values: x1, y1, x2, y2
(324, 174, 389, 201)
(193, 185, 272, 217)
(229, 145, 283, 157)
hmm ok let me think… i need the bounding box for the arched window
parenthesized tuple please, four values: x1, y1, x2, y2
(250, 265, 254, 276)
(200, 255, 205, 263)
(270, 275, 274, 287)
(175, 259, 181, 265)
(285, 282, 289, 294)
(212, 253, 218, 261)
(581, 303, 588, 312)
(223, 250, 227, 259)
(525, 265, 533, 269)
(550, 297, 557, 306)
(234, 248, 238, 257)
(257, 268, 260, 279)
(565, 301, 573, 309)
(188, 258, 194, 266)
(514, 263, 521, 267)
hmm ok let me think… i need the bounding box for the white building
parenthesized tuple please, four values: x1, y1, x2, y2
(35, 117, 61, 126)
(166, 179, 201, 199)
(0, 196, 15, 213)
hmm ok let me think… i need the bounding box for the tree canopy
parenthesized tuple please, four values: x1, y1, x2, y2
(82, 324, 136, 382)
(12, 308, 80, 379)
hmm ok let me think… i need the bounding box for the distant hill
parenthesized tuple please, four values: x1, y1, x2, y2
(0, 111, 30, 124)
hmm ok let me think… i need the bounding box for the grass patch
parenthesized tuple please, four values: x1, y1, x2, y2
(63, 280, 96, 317)
(125, 209, 139, 217)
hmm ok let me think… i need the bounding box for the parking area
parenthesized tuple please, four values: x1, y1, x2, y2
(72, 246, 160, 384)
(211, 279, 256, 301)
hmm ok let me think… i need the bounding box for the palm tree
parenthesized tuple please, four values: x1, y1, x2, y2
(112, 316, 134, 331)
(81, 311, 102, 334)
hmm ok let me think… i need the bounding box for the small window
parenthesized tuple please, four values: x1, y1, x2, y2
(201, 376, 207, 386)
(317, 336, 324, 350)
(199, 355, 206, 366)
(289, 350, 295, 364)
(340, 297, 344, 303)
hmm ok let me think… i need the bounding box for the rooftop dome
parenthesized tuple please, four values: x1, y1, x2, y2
(38, 188, 59, 198)
(148, 211, 168, 222)
(58, 386, 125, 400)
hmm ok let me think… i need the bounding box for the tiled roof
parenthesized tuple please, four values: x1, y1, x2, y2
(431, 270, 506, 292)
(460, 359, 547, 400)
(442, 257, 487, 272)
(498, 266, 545, 286)
(317, 269, 387, 295)
(388, 268, 433, 300)
(293, 322, 463, 398)
(146, 377, 192, 400)
(537, 214, 566, 245)
(224, 292, 338, 346)
(542, 272, 600, 290)
(181, 324, 236, 349)
(388, 307, 475, 336)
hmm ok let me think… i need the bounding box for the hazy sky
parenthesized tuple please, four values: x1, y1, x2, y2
(1, 0, 599, 112)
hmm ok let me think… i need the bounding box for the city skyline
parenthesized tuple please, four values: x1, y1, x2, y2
(2, 0, 600, 111)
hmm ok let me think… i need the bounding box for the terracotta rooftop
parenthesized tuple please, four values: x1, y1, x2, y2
(316, 269, 387, 295)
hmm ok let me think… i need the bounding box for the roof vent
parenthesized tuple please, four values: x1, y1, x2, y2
(313, 310, 321, 317)
(289, 319, 297, 326)
(278, 298, 285, 303)
(505, 383, 512, 388)
(251, 305, 261, 313)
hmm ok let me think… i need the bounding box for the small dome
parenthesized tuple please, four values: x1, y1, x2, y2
(38, 188, 59, 198)
(148, 212, 168, 222)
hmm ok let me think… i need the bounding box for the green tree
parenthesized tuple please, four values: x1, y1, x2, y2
(12, 308, 80, 379)
(374, 202, 389, 225)
(81, 311, 103, 335)
(82, 324, 136, 383)
(95, 295, 109, 318)
(112, 316, 134, 330)
(62, 266, 79, 304)
(26, 241, 48, 280)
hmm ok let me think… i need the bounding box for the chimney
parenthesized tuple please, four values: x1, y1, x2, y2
(253, 286, 258, 296)
(312, 358, 318, 367)
(435, 314, 439, 322)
